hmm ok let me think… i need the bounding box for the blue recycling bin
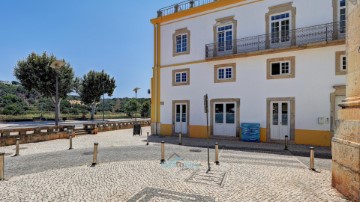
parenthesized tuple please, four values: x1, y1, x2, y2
(241, 123, 260, 142)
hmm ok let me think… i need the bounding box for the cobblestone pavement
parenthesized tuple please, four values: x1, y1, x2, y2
(0, 127, 151, 156)
(0, 127, 348, 201)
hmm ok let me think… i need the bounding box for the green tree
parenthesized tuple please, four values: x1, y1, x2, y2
(14, 52, 74, 121)
(140, 100, 150, 118)
(0, 94, 28, 115)
(75, 70, 116, 120)
(124, 98, 140, 118)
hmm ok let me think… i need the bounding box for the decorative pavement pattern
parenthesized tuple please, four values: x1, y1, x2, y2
(127, 187, 215, 202)
(186, 169, 227, 187)
(0, 127, 349, 201)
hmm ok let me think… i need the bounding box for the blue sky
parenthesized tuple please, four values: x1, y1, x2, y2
(0, 0, 180, 98)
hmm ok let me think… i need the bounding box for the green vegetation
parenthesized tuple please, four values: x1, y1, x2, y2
(14, 52, 75, 122)
(0, 52, 150, 121)
(74, 70, 116, 120)
(0, 82, 150, 121)
(124, 98, 140, 118)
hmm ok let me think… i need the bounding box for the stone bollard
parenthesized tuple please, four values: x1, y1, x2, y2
(15, 138, 20, 156)
(179, 133, 182, 145)
(92, 143, 99, 166)
(309, 147, 315, 171)
(68, 129, 73, 150)
(69, 135, 73, 150)
(160, 141, 165, 164)
(0, 153, 4, 180)
(215, 142, 219, 165)
(284, 135, 289, 150)
(146, 132, 149, 146)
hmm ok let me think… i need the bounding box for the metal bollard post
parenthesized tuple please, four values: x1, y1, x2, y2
(310, 147, 315, 171)
(15, 138, 20, 156)
(215, 142, 219, 165)
(92, 143, 99, 166)
(69, 134, 73, 150)
(284, 135, 289, 150)
(0, 153, 4, 180)
(160, 141, 165, 163)
(146, 132, 149, 145)
(68, 129, 73, 150)
(179, 133, 182, 145)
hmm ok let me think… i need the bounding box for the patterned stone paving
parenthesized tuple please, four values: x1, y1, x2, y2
(0, 128, 349, 201)
(127, 187, 215, 202)
(186, 169, 227, 187)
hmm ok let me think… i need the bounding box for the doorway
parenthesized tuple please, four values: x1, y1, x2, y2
(213, 102, 236, 136)
(266, 97, 295, 141)
(270, 101, 290, 140)
(172, 100, 189, 136)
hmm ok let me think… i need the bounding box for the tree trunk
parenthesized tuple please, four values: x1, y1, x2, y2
(91, 103, 96, 120)
(52, 97, 61, 126)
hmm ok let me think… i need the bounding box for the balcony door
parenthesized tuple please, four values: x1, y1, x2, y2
(338, 0, 346, 36)
(270, 12, 291, 48)
(217, 24, 233, 55)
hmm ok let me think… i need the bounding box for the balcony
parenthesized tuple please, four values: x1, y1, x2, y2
(206, 22, 346, 60)
(157, 0, 216, 17)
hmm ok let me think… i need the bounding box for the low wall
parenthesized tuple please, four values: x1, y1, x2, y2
(84, 120, 151, 134)
(0, 125, 75, 147)
(0, 121, 151, 146)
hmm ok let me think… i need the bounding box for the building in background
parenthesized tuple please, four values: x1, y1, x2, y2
(150, 0, 346, 146)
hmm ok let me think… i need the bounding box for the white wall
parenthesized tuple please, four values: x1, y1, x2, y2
(160, 0, 335, 66)
(160, 45, 346, 131)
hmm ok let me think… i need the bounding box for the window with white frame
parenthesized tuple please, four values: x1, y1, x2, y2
(340, 55, 346, 71)
(217, 24, 233, 52)
(172, 68, 190, 86)
(176, 34, 188, 53)
(271, 61, 290, 75)
(218, 67, 233, 80)
(270, 12, 290, 43)
(173, 28, 190, 56)
(214, 63, 236, 83)
(339, 0, 346, 33)
(175, 71, 187, 83)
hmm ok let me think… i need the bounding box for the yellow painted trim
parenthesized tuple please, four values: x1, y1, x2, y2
(189, 125, 209, 138)
(151, 24, 156, 123)
(260, 128, 267, 142)
(161, 59, 206, 68)
(156, 24, 161, 123)
(151, 23, 162, 126)
(151, 0, 264, 25)
(295, 129, 332, 147)
(150, 76, 155, 121)
(160, 124, 172, 136)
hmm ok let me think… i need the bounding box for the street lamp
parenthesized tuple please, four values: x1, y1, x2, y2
(133, 87, 140, 98)
(50, 60, 65, 126)
(102, 81, 105, 122)
(133, 87, 140, 121)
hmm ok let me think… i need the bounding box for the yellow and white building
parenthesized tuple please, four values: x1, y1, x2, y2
(150, 0, 347, 146)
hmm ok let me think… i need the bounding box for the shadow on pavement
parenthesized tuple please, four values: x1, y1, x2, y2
(147, 135, 332, 159)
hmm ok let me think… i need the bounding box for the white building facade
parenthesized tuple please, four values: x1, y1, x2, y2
(151, 0, 347, 146)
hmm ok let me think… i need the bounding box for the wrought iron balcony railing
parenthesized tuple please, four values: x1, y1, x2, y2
(206, 21, 346, 59)
(157, 0, 216, 17)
